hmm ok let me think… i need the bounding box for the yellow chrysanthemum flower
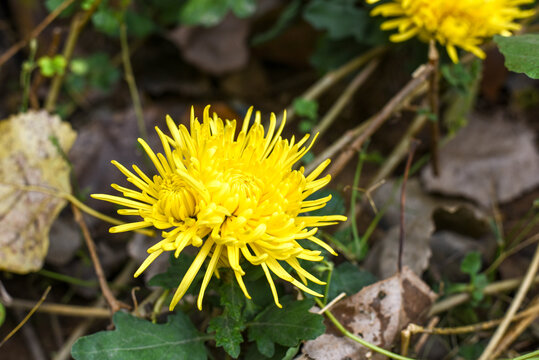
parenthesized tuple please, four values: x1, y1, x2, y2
(367, 0, 535, 63)
(92, 106, 346, 310)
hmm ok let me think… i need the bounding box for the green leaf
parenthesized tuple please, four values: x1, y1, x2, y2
(229, 0, 256, 18)
(293, 98, 318, 121)
(207, 280, 247, 358)
(71, 311, 208, 360)
(0, 302, 5, 326)
(328, 263, 376, 299)
(460, 251, 482, 275)
(81, 0, 98, 11)
(494, 34, 539, 79)
(92, 7, 121, 36)
(219, 280, 245, 321)
(69, 58, 89, 76)
(66, 53, 120, 94)
(208, 314, 244, 358)
(458, 343, 486, 360)
(306, 189, 345, 217)
(303, 0, 368, 41)
(125, 10, 156, 38)
(442, 59, 482, 135)
(244, 342, 290, 360)
(148, 253, 201, 291)
(45, 0, 77, 17)
(441, 62, 475, 92)
(247, 297, 325, 357)
(252, 0, 302, 45)
(180, 0, 256, 27)
(37, 55, 66, 77)
(310, 35, 366, 73)
(471, 274, 489, 302)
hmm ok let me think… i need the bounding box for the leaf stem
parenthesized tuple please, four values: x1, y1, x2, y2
(315, 298, 415, 360)
(120, 21, 148, 140)
(45, 0, 103, 112)
(0, 286, 51, 348)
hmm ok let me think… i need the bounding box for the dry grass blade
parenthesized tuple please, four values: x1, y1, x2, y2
(0, 286, 51, 348)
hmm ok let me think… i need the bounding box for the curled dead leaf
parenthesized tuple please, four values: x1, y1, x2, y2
(0, 111, 76, 273)
(421, 112, 539, 207)
(302, 267, 437, 360)
(168, 14, 250, 75)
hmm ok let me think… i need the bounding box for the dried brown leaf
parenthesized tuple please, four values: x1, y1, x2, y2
(421, 112, 539, 207)
(0, 111, 76, 273)
(302, 267, 437, 360)
(168, 14, 249, 75)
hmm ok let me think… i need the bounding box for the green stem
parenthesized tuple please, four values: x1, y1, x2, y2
(20, 39, 37, 112)
(322, 261, 334, 305)
(350, 151, 365, 256)
(315, 298, 415, 360)
(151, 289, 170, 323)
(45, 0, 102, 112)
(511, 349, 539, 360)
(120, 21, 148, 140)
(38, 269, 99, 288)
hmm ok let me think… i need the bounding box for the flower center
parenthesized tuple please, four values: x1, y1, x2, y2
(226, 168, 262, 201)
(155, 174, 197, 221)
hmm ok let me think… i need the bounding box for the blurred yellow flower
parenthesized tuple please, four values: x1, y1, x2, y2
(367, 0, 535, 63)
(92, 106, 346, 310)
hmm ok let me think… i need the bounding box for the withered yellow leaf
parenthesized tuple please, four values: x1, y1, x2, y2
(0, 111, 76, 273)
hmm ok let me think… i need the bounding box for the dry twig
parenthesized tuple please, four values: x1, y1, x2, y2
(479, 242, 539, 360)
(328, 64, 434, 177)
(72, 203, 131, 315)
(6, 299, 110, 318)
(312, 59, 380, 137)
(0, 0, 76, 68)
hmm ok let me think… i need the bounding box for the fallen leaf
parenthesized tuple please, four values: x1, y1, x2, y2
(168, 14, 250, 75)
(46, 217, 82, 267)
(0, 111, 76, 273)
(421, 112, 539, 207)
(302, 266, 437, 360)
(366, 179, 491, 278)
(365, 179, 436, 278)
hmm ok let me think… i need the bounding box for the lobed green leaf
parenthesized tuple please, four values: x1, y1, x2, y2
(71, 311, 208, 360)
(494, 34, 539, 79)
(247, 297, 325, 358)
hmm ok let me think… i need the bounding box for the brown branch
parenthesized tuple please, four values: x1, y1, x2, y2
(428, 40, 440, 176)
(398, 140, 419, 272)
(491, 296, 539, 359)
(328, 63, 434, 177)
(0, 0, 76, 68)
(478, 241, 539, 360)
(312, 59, 380, 137)
(71, 203, 130, 315)
(52, 260, 137, 360)
(281, 46, 387, 124)
(6, 299, 110, 318)
(429, 273, 539, 316)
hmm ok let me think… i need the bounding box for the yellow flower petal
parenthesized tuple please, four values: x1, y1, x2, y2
(93, 106, 347, 310)
(368, 0, 535, 62)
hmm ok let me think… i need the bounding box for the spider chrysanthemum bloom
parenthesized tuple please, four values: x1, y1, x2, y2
(92, 106, 346, 310)
(367, 0, 535, 63)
